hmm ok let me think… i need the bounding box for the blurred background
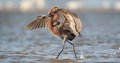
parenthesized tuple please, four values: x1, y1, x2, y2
(0, 0, 120, 63)
(0, 0, 120, 12)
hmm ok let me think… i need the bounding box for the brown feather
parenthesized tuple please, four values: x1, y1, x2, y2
(33, 20, 38, 29)
(26, 20, 36, 30)
(26, 15, 50, 30)
(36, 20, 40, 28)
(26, 20, 35, 30)
(30, 21, 36, 30)
(56, 8, 82, 36)
(36, 19, 40, 28)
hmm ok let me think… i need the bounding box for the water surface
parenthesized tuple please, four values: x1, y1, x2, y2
(0, 12, 120, 63)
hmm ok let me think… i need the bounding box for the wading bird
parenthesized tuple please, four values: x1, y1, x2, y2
(26, 7, 82, 59)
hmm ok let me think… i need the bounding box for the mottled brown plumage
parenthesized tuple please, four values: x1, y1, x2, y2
(25, 7, 82, 59)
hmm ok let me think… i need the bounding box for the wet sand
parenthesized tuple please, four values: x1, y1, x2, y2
(0, 11, 120, 63)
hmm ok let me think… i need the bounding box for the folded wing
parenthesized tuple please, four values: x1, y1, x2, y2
(57, 9, 82, 36)
(25, 15, 50, 30)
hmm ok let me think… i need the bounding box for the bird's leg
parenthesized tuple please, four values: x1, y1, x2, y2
(68, 41, 77, 58)
(56, 42, 66, 59)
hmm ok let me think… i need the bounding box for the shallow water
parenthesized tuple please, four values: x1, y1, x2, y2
(0, 12, 120, 63)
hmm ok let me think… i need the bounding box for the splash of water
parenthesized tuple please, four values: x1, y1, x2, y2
(79, 54, 85, 59)
(119, 47, 120, 50)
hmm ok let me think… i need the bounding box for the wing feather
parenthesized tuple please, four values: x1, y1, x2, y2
(27, 20, 36, 30)
(27, 20, 35, 29)
(37, 19, 41, 28)
(35, 20, 40, 28)
(40, 19, 43, 28)
(25, 15, 50, 30)
(34, 19, 40, 29)
(57, 9, 82, 36)
(32, 20, 38, 30)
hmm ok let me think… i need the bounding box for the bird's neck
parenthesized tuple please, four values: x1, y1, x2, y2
(52, 13, 58, 22)
(47, 14, 58, 29)
(47, 20, 53, 29)
(47, 15, 57, 28)
(47, 20, 56, 35)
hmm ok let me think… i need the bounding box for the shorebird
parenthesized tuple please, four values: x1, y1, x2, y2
(26, 7, 82, 59)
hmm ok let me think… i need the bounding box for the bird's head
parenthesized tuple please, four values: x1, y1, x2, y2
(48, 7, 60, 16)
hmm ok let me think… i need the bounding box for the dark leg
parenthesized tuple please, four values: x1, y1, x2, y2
(68, 41, 77, 58)
(56, 42, 66, 59)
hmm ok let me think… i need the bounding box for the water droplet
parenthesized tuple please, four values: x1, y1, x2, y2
(77, 50, 85, 59)
(77, 54, 85, 60)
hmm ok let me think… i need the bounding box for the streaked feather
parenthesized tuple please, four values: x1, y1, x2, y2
(25, 15, 50, 30)
(57, 9, 82, 36)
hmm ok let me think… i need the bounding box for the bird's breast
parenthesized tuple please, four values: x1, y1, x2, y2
(47, 21, 62, 38)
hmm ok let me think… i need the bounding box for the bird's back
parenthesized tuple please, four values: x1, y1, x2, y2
(58, 9, 82, 37)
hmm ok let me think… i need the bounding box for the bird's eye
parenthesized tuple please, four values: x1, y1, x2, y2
(42, 16, 46, 19)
